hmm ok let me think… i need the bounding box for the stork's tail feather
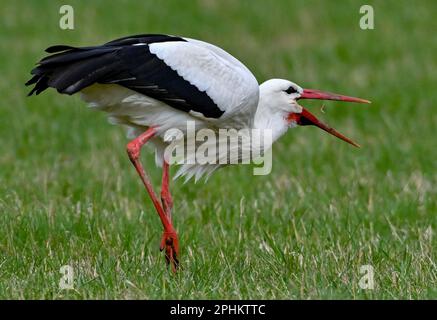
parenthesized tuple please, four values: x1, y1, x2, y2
(25, 46, 119, 96)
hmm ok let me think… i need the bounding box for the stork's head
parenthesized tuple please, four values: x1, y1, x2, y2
(257, 79, 370, 147)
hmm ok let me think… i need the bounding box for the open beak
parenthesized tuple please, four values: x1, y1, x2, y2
(290, 89, 370, 147)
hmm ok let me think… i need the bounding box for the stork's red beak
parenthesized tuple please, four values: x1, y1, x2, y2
(299, 89, 371, 104)
(288, 108, 361, 147)
(290, 89, 370, 147)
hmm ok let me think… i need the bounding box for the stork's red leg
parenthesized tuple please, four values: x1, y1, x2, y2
(159, 159, 179, 268)
(159, 159, 179, 269)
(161, 160, 173, 219)
(126, 127, 179, 272)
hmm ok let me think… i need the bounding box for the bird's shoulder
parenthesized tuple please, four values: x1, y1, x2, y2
(104, 34, 260, 121)
(147, 37, 260, 115)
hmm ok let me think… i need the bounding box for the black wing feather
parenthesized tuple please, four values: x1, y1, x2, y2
(26, 34, 224, 119)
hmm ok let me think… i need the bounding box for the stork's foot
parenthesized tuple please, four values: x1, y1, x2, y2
(160, 230, 179, 272)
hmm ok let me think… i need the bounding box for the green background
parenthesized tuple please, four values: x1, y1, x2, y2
(0, 0, 435, 298)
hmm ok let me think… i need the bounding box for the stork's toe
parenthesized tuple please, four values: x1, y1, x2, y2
(160, 230, 179, 272)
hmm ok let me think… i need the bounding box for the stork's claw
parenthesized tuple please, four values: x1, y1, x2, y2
(160, 230, 179, 272)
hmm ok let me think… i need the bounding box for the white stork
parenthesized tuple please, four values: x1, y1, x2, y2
(26, 34, 369, 271)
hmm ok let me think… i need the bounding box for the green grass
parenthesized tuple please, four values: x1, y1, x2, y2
(0, 0, 436, 299)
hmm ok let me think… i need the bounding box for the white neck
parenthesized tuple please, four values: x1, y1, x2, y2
(253, 91, 290, 144)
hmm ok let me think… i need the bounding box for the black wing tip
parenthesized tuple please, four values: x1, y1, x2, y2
(26, 72, 51, 96)
(26, 34, 188, 98)
(25, 76, 37, 96)
(45, 45, 75, 53)
(26, 85, 39, 96)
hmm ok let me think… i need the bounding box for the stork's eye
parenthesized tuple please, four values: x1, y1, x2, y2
(284, 86, 297, 94)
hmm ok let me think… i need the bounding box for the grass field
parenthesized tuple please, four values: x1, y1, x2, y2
(0, 0, 436, 299)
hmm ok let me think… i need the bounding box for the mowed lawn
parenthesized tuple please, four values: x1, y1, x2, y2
(0, 0, 436, 299)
